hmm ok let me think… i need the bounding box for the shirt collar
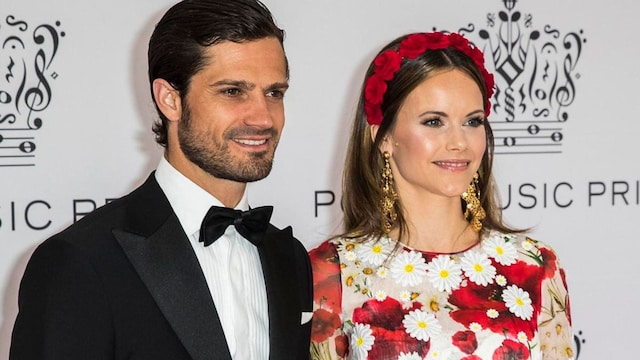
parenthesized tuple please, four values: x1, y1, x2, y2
(155, 156, 249, 238)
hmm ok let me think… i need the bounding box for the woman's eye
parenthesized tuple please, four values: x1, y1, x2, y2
(466, 117, 485, 127)
(422, 118, 442, 127)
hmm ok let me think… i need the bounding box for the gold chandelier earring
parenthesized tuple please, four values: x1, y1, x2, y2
(461, 172, 486, 232)
(380, 151, 398, 234)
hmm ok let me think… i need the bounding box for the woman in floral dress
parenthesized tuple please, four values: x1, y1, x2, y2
(309, 32, 574, 360)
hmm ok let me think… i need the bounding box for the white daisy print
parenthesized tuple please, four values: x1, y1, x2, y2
(334, 240, 357, 253)
(390, 250, 428, 287)
(356, 239, 390, 266)
(483, 235, 518, 265)
(345, 251, 357, 262)
(350, 323, 375, 360)
(402, 309, 442, 342)
(521, 239, 535, 251)
(461, 251, 496, 286)
(502, 284, 534, 320)
(374, 290, 387, 301)
(426, 255, 462, 292)
(517, 331, 528, 343)
(398, 352, 422, 360)
(469, 322, 482, 332)
(400, 290, 412, 303)
(495, 274, 507, 286)
(376, 266, 388, 278)
(486, 308, 499, 319)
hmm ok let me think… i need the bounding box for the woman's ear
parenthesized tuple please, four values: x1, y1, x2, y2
(371, 124, 393, 154)
(152, 78, 182, 122)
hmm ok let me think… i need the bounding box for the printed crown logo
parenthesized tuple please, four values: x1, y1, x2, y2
(451, 0, 587, 154)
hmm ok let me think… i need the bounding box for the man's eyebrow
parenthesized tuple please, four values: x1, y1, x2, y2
(210, 80, 289, 92)
(265, 82, 289, 91)
(210, 80, 255, 90)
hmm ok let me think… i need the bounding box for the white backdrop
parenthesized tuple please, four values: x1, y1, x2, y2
(1, 0, 637, 358)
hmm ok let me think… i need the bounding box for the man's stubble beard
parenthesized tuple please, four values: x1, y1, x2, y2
(177, 102, 279, 183)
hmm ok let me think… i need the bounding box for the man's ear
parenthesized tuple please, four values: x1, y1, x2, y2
(152, 78, 182, 122)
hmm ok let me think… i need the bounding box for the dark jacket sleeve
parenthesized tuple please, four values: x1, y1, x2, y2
(294, 238, 313, 360)
(10, 237, 115, 360)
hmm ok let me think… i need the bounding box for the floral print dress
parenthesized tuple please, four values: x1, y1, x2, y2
(309, 231, 573, 360)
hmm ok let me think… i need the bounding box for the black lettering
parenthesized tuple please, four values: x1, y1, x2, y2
(25, 200, 52, 230)
(588, 182, 606, 206)
(518, 183, 537, 209)
(501, 184, 512, 210)
(554, 182, 573, 208)
(11, 201, 16, 231)
(73, 199, 97, 223)
(314, 190, 335, 217)
(612, 181, 629, 205)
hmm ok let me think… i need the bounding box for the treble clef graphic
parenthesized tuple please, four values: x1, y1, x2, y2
(24, 23, 60, 130)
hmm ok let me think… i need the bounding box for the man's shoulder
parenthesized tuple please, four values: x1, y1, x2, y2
(45, 174, 167, 248)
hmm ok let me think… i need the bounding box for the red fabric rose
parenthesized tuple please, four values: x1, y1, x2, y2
(364, 31, 496, 124)
(365, 74, 387, 105)
(364, 101, 383, 125)
(311, 308, 341, 343)
(492, 339, 530, 360)
(462, 356, 483, 360)
(448, 32, 470, 50)
(423, 32, 450, 51)
(452, 330, 478, 355)
(373, 49, 402, 80)
(310, 242, 342, 312)
(398, 33, 428, 58)
(364, 74, 387, 124)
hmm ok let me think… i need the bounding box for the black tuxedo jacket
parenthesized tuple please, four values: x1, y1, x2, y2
(10, 174, 313, 360)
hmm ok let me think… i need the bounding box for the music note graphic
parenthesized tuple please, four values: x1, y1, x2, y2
(0, 16, 64, 167)
(493, 120, 564, 155)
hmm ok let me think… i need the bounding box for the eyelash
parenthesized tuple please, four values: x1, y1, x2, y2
(420, 117, 485, 127)
(220, 88, 286, 99)
(466, 117, 485, 127)
(221, 88, 242, 97)
(421, 118, 443, 127)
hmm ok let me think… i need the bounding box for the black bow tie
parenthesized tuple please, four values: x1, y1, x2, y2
(199, 205, 273, 247)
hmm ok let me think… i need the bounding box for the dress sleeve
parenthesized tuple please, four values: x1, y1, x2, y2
(309, 241, 348, 360)
(537, 244, 575, 359)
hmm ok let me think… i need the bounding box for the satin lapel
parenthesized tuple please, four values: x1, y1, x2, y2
(258, 226, 300, 359)
(113, 175, 231, 360)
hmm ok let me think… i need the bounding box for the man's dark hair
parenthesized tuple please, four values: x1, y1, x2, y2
(148, 0, 286, 147)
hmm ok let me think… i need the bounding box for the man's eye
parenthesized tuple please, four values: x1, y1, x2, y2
(267, 90, 285, 99)
(222, 88, 241, 96)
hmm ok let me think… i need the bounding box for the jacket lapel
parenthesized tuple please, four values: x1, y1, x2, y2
(113, 175, 231, 360)
(258, 226, 304, 359)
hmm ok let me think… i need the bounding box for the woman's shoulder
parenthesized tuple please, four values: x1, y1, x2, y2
(482, 230, 564, 269)
(484, 230, 559, 250)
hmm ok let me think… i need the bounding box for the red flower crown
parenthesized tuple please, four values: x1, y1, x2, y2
(364, 32, 495, 125)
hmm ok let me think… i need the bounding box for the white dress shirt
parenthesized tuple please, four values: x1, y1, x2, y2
(155, 157, 269, 360)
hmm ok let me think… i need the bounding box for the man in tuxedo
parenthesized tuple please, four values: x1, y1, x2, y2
(9, 1, 312, 359)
